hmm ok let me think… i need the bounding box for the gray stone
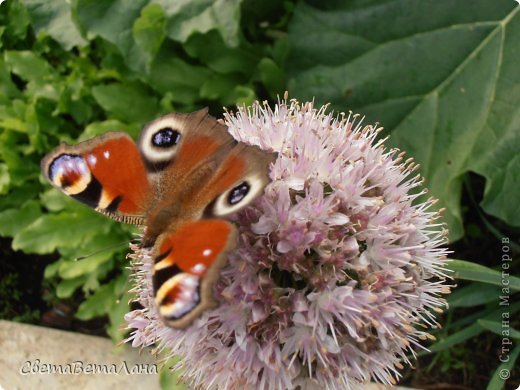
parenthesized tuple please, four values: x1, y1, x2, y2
(0, 320, 160, 390)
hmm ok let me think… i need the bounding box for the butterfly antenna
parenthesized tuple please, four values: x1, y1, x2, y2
(75, 241, 129, 261)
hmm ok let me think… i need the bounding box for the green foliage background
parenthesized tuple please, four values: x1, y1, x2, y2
(0, 0, 518, 388)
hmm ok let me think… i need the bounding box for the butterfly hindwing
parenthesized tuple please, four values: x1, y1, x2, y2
(41, 132, 152, 224)
(152, 220, 237, 328)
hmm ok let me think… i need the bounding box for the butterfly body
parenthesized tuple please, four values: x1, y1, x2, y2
(42, 109, 275, 328)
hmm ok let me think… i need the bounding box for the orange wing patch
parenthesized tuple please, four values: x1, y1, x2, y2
(42, 132, 152, 224)
(152, 220, 237, 328)
(85, 136, 151, 214)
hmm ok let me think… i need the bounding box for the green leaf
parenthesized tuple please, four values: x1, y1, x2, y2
(40, 188, 74, 212)
(0, 200, 41, 237)
(0, 182, 41, 210)
(477, 319, 520, 339)
(448, 282, 503, 308)
(0, 163, 10, 195)
(132, 3, 166, 66)
(79, 119, 141, 141)
(12, 208, 113, 254)
(184, 30, 259, 74)
(57, 231, 126, 279)
(287, 0, 520, 240)
(56, 275, 87, 298)
(58, 251, 115, 279)
(153, 0, 243, 47)
(75, 0, 150, 72)
(429, 322, 484, 353)
(4, 50, 54, 83)
(487, 344, 520, 390)
(21, 0, 87, 50)
(447, 259, 520, 291)
(258, 58, 285, 99)
(199, 74, 245, 105)
(0, 57, 21, 98)
(91, 82, 160, 123)
(425, 302, 520, 354)
(75, 277, 119, 320)
(159, 357, 185, 390)
(44, 258, 63, 279)
(4, 0, 31, 41)
(106, 274, 131, 343)
(232, 85, 256, 106)
(147, 52, 211, 104)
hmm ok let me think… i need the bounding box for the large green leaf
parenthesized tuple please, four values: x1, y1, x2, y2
(146, 49, 211, 105)
(21, 0, 87, 50)
(75, 0, 150, 72)
(152, 0, 242, 47)
(132, 3, 166, 67)
(4, 50, 54, 83)
(184, 30, 259, 75)
(287, 0, 520, 240)
(91, 82, 160, 123)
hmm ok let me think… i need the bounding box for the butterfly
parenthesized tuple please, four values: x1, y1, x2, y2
(41, 108, 275, 328)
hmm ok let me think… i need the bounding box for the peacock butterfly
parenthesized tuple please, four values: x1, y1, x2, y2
(41, 109, 275, 328)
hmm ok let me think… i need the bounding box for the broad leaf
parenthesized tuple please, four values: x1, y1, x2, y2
(152, 0, 242, 47)
(75, 0, 150, 72)
(287, 0, 520, 240)
(146, 50, 211, 105)
(184, 30, 259, 75)
(91, 82, 160, 123)
(132, 3, 166, 67)
(4, 50, 54, 83)
(22, 0, 87, 50)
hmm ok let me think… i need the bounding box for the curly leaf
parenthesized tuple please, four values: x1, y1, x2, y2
(12, 208, 113, 254)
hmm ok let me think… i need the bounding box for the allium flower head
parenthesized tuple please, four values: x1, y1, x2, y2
(125, 99, 451, 389)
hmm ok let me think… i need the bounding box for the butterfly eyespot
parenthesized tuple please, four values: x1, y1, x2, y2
(227, 181, 250, 205)
(209, 173, 267, 217)
(152, 128, 181, 148)
(48, 154, 91, 194)
(139, 116, 186, 172)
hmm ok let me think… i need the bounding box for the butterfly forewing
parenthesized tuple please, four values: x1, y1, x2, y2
(41, 132, 152, 225)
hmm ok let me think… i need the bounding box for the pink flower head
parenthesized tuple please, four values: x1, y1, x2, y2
(125, 99, 451, 389)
